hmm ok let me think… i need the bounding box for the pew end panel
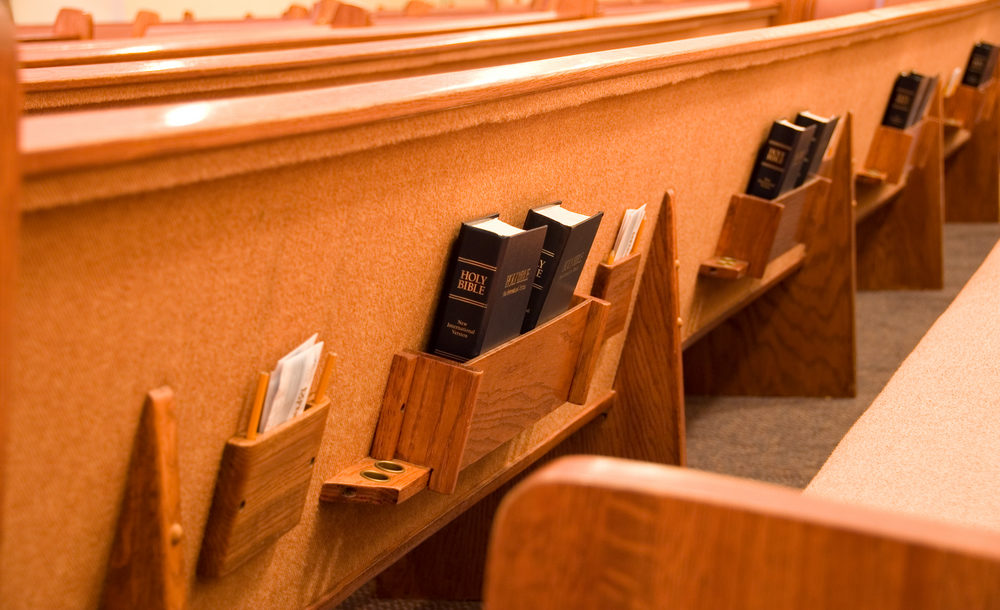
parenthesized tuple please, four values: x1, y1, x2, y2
(856, 83, 945, 290)
(944, 63, 1000, 222)
(684, 113, 856, 398)
(484, 456, 1000, 610)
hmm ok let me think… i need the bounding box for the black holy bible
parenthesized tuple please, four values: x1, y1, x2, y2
(429, 215, 546, 362)
(962, 42, 999, 88)
(747, 120, 815, 200)
(793, 111, 840, 186)
(882, 72, 926, 129)
(521, 203, 603, 332)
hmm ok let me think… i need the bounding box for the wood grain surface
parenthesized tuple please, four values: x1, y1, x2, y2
(591, 253, 641, 337)
(857, 89, 945, 290)
(484, 456, 1000, 610)
(198, 399, 331, 577)
(863, 124, 917, 184)
(684, 115, 856, 397)
(100, 388, 186, 610)
(0, 1, 16, 562)
(320, 457, 431, 505)
(945, 81, 1000, 221)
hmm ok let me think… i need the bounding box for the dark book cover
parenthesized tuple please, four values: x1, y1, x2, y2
(793, 112, 840, 187)
(747, 120, 814, 200)
(521, 203, 603, 332)
(962, 42, 998, 88)
(882, 72, 923, 129)
(428, 215, 546, 362)
(910, 74, 938, 127)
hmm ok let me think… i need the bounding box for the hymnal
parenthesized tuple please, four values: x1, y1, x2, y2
(429, 215, 546, 362)
(793, 111, 840, 186)
(521, 203, 603, 332)
(962, 42, 999, 88)
(747, 120, 815, 200)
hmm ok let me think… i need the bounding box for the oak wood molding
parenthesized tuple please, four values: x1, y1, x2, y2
(20, 0, 998, 177)
(484, 456, 1000, 609)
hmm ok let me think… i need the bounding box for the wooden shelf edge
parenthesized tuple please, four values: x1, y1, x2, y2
(683, 244, 806, 350)
(943, 125, 973, 159)
(309, 390, 616, 609)
(855, 178, 908, 224)
(698, 256, 749, 280)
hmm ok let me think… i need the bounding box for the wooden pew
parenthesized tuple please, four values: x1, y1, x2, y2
(15, 8, 94, 42)
(16, 5, 599, 68)
(6, 1, 1000, 608)
(20, 2, 783, 112)
(486, 238, 1000, 608)
(485, 455, 1000, 609)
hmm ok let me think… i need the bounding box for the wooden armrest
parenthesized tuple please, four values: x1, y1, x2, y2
(485, 456, 1000, 610)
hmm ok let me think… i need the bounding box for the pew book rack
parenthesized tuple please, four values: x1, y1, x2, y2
(322, 254, 640, 506)
(943, 62, 1000, 222)
(699, 176, 828, 281)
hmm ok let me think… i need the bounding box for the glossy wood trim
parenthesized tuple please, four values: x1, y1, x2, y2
(484, 456, 1000, 610)
(0, 1, 18, 556)
(20, 0, 993, 177)
(19, 3, 779, 95)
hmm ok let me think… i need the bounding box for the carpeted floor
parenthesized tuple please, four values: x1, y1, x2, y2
(685, 223, 1000, 488)
(339, 222, 1000, 608)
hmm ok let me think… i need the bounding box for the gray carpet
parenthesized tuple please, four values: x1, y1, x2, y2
(340, 222, 1000, 608)
(685, 223, 1000, 488)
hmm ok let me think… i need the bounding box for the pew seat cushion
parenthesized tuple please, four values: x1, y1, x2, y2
(805, 241, 1000, 532)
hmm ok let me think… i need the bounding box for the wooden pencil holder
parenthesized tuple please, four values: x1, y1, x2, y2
(699, 176, 827, 281)
(590, 252, 641, 337)
(860, 122, 922, 185)
(321, 295, 609, 505)
(198, 397, 331, 578)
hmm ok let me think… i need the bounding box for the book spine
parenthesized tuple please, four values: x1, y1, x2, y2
(539, 213, 601, 325)
(479, 226, 546, 353)
(747, 124, 799, 200)
(429, 226, 501, 362)
(882, 75, 920, 129)
(522, 215, 572, 332)
(779, 124, 813, 194)
(963, 44, 993, 88)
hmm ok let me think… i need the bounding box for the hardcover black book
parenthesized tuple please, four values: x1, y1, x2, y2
(429, 215, 546, 362)
(521, 203, 603, 332)
(910, 73, 938, 127)
(962, 42, 999, 88)
(747, 120, 815, 200)
(793, 111, 840, 187)
(882, 72, 924, 129)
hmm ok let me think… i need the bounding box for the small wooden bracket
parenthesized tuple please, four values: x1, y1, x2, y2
(313, 0, 341, 24)
(53, 8, 94, 40)
(283, 4, 310, 19)
(591, 253, 641, 337)
(323, 296, 609, 505)
(863, 123, 920, 185)
(198, 398, 332, 578)
(100, 387, 186, 610)
(320, 458, 431, 505)
(699, 177, 826, 280)
(943, 123, 973, 159)
(330, 2, 372, 26)
(403, 0, 434, 16)
(131, 10, 161, 37)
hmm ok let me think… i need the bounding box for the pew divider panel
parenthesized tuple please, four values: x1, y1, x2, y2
(374, 192, 684, 600)
(101, 388, 187, 610)
(683, 113, 856, 398)
(856, 86, 945, 290)
(943, 63, 1000, 222)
